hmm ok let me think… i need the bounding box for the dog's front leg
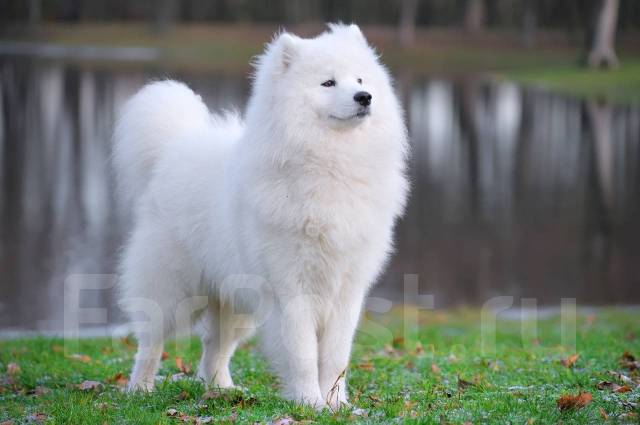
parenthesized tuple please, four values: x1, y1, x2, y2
(260, 294, 325, 409)
(318, 284, 366, 409)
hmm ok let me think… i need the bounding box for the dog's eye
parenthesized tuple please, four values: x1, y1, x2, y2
(321, 79, 336, 87)
(357, 78, 363, 84)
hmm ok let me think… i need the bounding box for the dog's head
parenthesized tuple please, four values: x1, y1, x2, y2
(249, 23, 400, 134)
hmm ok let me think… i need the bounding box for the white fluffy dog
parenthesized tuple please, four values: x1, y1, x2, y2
(114, 23, 408, 409)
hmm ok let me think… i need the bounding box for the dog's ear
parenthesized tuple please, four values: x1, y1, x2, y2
(328, 23, 367, 45)
(347, 24, 367, 44)
(276, 32, 300, 70)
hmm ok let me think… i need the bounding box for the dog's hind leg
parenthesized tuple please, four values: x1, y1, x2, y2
(197, 301, 254, 388)
(120, 225, 197, 392)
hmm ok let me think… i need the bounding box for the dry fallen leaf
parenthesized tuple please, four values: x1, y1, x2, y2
(414, 342, 424, 356)
(121, 336, 137, 349)
(357, 362, 374, 371)
(26, 413, 48, 423)
(560, 354, 580, 368)
(68, 353, 91, 363)
(595, 381, 632, 392)
(77, 380, 102, 391)
(175, 357, 191, 374)
(556, 392, 592, 411)
(598, 407, 608, 420)
(457, 376, 476, 391)
(27, 386, 50, 397)
(392, 336, 405, 348)
(270, 417, 295, 425)
(51, 345, 63, 353)
(106, 373, 129, 387)
(0, 420, 14, 425)
(6, 363, 20, 375)
(176, 390, 189, 401)
(161, 351, 170, 361)
(368, 394, 382, 405)
(620, 351, 639, 371)
(607, 370, 638, 387)
(431, 363, 441, 375)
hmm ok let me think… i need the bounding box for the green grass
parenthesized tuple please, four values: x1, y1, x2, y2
(506, 58, 640, 103)
(1, 308, 639, 424)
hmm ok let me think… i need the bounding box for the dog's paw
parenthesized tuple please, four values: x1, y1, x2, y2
(126, 380, 154, 392)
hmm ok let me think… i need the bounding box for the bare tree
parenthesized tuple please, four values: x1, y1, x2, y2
(154, 0, 178, 34)
(588, 0, 620, 68)
(464, 0, 485, 33)
(27, 0, 41, 32)
(398, 0, 419, 46)
(522, 0, 536, 48)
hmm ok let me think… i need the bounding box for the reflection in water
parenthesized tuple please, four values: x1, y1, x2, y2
(1, 57, 639, 331)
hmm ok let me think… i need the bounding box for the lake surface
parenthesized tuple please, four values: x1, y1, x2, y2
(1, 56, 640, 332)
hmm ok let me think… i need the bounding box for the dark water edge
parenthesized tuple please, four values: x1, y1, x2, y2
(1, 56, 640, 332)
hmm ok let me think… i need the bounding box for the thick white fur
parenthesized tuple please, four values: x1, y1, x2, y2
(114, 23, 409, 409)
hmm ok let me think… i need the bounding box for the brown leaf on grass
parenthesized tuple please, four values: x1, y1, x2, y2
(620, 351, 639, 371)
(620, 412, 639, 420)
(176, 390, 189, 401)
(560, 354, 580, 368)
(392, 336, 405, 348)
(599, 407, 609, 420)
(26, 413, 48, 423)
(27, 386, 50, 397)
(608, 370, 638, 387)
(77, 380, 102, 391)
(175, 357, 191, 374)
(161, 351, 170, 361)
(106, 373, 129, 387)
(121, 336, 137, 350)
(457, 376, 476, 391)
(431, 363, 441, 375)
(367, 394, 382, 405)
(51, 345, 63, 353)
(357, 362, 374, 371)
(270, 417, 295, 425)
(0, 420, 14, 425)
(556, 392, 592, 411)
(596, 381, 632, 393)
(6, 363, 20, 375)
(67, 353, 91, 363)
(383, 344, 397, 356)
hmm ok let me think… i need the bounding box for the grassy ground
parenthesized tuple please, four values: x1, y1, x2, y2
(3, 23, 640, 102)
(1, 307, 639, 424)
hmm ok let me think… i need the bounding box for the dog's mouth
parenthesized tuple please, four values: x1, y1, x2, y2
(330, 108, 370, 121)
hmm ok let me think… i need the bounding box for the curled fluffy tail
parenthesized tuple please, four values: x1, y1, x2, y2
(113, 80, 212, 208)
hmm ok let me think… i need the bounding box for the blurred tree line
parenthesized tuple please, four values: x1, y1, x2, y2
(2, 0, 636, 68)
(2, 0, 639, 31)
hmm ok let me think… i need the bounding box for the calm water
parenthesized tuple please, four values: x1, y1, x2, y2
(1, 57, 640, 332)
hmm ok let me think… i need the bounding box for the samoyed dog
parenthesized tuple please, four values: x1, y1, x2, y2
(114, 23, 408, 408)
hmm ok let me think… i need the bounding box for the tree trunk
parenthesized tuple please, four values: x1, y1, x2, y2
(398, 0, 419, 46)
(464, 0, 485, 33)
(521, 0, 536, 48)
(588, 0, 620, 68)
(27, 0, 41, 32)
(154, 0, 178, 35)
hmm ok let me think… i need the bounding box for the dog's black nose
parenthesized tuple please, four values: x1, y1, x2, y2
(354, 91, 372, 107)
